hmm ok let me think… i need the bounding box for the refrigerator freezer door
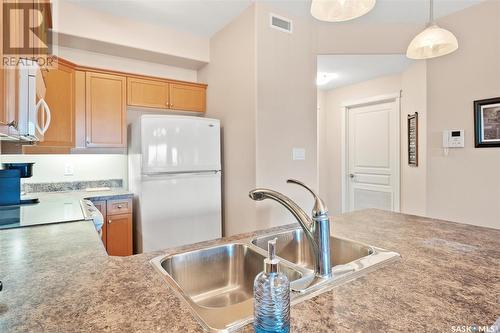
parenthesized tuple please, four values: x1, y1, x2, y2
(140, 115, 221, 174)
(136, 172, 222, 253)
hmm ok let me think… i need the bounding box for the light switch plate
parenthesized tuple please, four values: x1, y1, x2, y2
(292, 148, 306, 160)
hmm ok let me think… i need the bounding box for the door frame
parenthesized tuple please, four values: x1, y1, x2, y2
(341, 92, 401, 213)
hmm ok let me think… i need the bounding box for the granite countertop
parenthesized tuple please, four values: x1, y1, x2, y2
(0, 209, 499, 332)
(0, 189, 132, 229)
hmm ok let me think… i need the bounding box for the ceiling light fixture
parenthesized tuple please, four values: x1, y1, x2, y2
(316, 72, 339, 86)
(310, 0, 376, 22)
(406, 0, 458, 60)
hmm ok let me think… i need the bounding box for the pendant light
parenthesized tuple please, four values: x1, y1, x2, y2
(406, 0, 458, 60)
(310, 0, 376, 22)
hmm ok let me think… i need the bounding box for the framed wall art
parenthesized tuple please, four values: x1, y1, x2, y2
(474, 97, 500, 148)
(408, 112, 418, 166)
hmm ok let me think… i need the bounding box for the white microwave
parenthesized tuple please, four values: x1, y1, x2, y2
(17, 60, 51, 141)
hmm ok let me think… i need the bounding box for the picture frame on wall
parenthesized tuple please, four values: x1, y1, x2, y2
(474, 97, 500, 148)
(408, 112, 418, 166)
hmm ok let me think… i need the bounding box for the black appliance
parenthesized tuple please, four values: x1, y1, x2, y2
(0, 163, 39, 206)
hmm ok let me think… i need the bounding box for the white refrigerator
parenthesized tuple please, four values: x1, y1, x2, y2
(129, 115, 222, 253)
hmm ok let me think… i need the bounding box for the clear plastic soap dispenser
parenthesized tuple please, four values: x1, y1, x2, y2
(253, 238, 290, 333)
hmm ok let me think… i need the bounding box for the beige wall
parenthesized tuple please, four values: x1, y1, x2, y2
(201, 0, 500, 233)
(319, 63, 428, 217)
(319, 0, 500, 230)
(317, 90, 327, 200)
(199, 4, 320, 235)
(197, 6, 258, 236)
(58, 47, 197, 82)
(426, 0, 500, 229)
(254, 3, 318, 228)
(53, 0, 209, 64)
(401, 62, 427, 216)
(319, 74, 402, 214)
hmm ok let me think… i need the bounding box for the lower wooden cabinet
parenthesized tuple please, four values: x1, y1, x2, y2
(106, 214, 133, 256)
(92, 198, 133, 256)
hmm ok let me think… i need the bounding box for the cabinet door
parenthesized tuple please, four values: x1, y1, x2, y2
(85, 72, 126, 147)
(36, 62, 75, 148)
(1, 1, 22, 137)
(127, 77, 169, 109)
(169, 83, 206, 112)
(92, 201, 107, 248)
(1, 67, 19, 137)
(106, 213, 133, 256)
(0, 0, 4, 129)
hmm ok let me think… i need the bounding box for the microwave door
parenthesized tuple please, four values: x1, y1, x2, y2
(27, 73, 41, 141)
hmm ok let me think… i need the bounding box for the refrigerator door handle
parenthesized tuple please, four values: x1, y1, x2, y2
(142, 170, 221, 178)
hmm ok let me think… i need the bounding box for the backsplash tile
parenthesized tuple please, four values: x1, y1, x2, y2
(22, 179, 123, 193)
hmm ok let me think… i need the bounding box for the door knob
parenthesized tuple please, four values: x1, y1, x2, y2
(108, 219, 112, 224)
(349, 174, 355, 179)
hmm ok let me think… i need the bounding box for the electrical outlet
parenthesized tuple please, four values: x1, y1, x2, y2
(64, 163, 74, 176)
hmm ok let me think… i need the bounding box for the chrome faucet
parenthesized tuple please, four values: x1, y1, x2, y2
(249, 179, 332, 278)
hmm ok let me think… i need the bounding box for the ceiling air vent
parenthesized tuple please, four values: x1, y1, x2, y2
(269, 14, 292, 33)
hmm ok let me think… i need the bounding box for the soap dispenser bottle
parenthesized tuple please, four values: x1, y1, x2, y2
(253, 238, 290, 333)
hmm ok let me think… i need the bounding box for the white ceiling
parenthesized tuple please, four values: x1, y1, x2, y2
(317, 54, 414, 90)
(66, 0, 483, 37)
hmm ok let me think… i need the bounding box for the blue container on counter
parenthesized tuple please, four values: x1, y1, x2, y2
(0, 169, 21, 206)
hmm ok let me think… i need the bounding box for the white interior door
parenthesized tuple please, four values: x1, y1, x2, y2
(346, 97, 400, 212)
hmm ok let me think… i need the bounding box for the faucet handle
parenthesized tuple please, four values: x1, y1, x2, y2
(287, 179, 328, 218)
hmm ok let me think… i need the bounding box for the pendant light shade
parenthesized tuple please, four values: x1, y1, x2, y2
(406, 0, 459, 60)
(406, 24, 458, 59)
(310, 0, 376, 22)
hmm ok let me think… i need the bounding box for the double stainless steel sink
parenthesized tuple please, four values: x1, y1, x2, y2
(151, 227, 400, 332)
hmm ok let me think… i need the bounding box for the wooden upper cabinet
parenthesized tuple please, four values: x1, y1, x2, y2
(85, 72, 127, 147)
(170, 83, 206, 113)
(126, 77, 206, 113)
(127, 77, 169, 109)
(37, 62, 75, 148)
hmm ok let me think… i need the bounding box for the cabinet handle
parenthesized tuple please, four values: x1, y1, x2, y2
(117, 205, 123, 209)
(108, 219, 112, 224)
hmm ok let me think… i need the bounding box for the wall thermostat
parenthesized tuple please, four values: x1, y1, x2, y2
(443, 130, 465, 148)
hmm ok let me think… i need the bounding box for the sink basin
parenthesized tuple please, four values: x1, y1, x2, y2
(151, 243, 308, 332)
(160, 243, 303, 308)
(151, 229, 399, 332)
(252, 229, 374, 271)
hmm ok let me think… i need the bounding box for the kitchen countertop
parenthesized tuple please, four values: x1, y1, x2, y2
(0, 209, 499, 332)
(0, 189, 132, 229)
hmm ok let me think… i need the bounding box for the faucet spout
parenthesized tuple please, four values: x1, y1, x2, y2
(249, 180, 332, 278)
(248, 188, 318, 252)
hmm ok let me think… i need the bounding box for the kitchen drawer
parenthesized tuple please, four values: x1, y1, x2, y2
(107, 198, 132, 215)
